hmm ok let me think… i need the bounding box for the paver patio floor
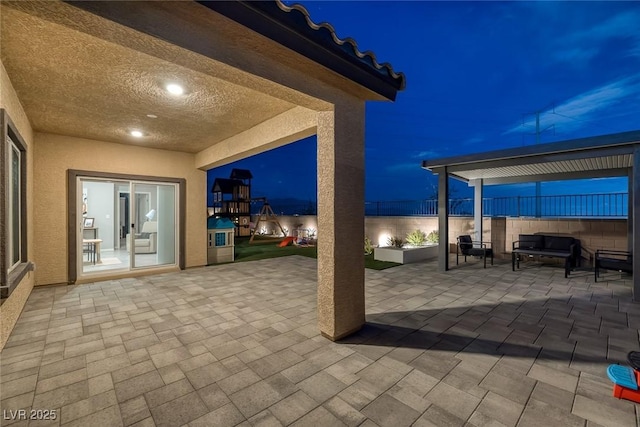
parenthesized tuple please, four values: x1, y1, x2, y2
(1, 255, 639, 426)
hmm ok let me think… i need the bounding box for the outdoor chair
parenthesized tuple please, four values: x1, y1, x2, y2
(595, 249, 632, 282)
(457, 235, 493, 268)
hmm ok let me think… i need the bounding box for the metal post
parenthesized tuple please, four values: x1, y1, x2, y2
(633, 146, 640, 301)
(438, 167, 449, 272)
(629, 168, 633, 254)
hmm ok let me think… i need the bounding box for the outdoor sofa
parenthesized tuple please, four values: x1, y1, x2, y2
(512, 234, 581, 278)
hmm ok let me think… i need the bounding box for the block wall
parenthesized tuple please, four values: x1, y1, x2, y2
(505, 217, 627, 265)
(271, 215, 627, 264)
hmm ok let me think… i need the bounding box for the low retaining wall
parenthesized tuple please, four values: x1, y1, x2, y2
(253, 214, 628, 263)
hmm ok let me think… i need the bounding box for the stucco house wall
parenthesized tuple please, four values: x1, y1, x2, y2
(0, 61, 35, 348)
(33, 133, 207, 285)
(0, 58, 208, 348)
(0, 0, 405, 345)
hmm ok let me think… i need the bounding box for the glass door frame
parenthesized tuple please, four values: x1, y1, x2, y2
(67, 170, 186, 284)
(76, 176, 130, 276)
(131, 181, 179, 270)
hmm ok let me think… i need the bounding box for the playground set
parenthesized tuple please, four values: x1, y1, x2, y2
(211, 169, 253, 237)
(210, 169, 314, 247)
(607, 351, 640, 403)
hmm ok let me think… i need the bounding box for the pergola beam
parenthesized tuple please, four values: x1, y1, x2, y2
(422, 130, 640, 171)
(476, 168, 628, 186)
(444, 148, 633, 175)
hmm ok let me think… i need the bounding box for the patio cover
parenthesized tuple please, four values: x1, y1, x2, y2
(0, 0, 406, 343)
(421, 130, 640, 301)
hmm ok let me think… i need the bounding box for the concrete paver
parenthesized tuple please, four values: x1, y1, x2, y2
(1, 256, 639, 426)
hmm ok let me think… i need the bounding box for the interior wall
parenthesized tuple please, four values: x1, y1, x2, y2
(33, 132, 207, 285)
(0, 61, 35, 350)
(135, 183, 158, 227)
(82, 180, 115, 250)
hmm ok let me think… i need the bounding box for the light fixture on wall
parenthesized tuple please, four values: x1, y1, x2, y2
(145, 209, 156, 221)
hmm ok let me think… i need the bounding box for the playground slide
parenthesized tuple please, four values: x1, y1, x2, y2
(278, 237, 296, 247)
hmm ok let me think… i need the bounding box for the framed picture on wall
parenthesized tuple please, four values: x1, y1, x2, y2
(84, 218, 94, 228)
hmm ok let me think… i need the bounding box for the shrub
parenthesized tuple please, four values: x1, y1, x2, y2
(364, 237, 374, 255)
(426, 230, 439, 244)
(405, 229, 426, 246)
(387, 235, 404, 248)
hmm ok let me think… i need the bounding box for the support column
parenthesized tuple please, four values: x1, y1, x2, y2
(535, 181, 542, 218)
(473, 179, 484, 242)
(629, 168, 633, 254)
(632, 147, 640, 301)
(316, 100, 365, 340)
(438, 167, 449, 272)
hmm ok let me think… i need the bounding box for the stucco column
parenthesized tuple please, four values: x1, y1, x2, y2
(473, 179, 484, 242)
(316, 100, 365, 340)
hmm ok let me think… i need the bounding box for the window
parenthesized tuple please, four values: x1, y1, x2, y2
(9, 138, 21, 270)
(1, 109, 31, 300)
(215, 232, 226, 247)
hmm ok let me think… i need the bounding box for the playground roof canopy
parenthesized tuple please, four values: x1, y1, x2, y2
(212, 178, 244, 194)
(230, 169, 253, 180)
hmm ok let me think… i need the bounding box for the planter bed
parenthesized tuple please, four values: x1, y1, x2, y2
(374, 244, 438, 264)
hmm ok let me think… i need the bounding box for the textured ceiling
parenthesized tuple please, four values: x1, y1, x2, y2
(0, 2, 297, 153)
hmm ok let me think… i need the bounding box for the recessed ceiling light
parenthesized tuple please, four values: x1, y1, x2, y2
(146, 114, 158, 119)
(166, 84, 184, 95)
(130, 130, 143, 138)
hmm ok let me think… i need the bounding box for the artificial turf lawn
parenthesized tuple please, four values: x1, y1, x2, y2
(232, 237, 400, 270)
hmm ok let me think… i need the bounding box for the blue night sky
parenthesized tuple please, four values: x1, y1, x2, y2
(208, 1, 640, 205)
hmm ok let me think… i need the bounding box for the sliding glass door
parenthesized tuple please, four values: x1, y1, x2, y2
(80, 179, 120, 273)
(78, 177, 178, 277)
(131, 182, 177, 269)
